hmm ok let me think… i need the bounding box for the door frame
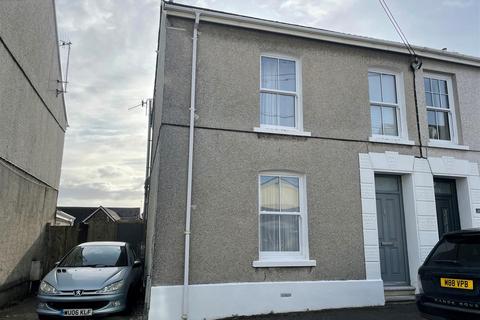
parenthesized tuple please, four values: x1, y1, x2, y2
(359, 152, 480, 291)
(375, 174, 410, 286)
(434, 177, 461, 237)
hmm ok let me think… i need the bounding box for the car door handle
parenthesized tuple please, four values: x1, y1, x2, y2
(381, 241, 394, 246)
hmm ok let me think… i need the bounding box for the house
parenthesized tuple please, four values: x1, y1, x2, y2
(144, 2, 480, 320)
(55, 210, 76, 226)
(57, 206, 141, 224)
(0, 0, 67, 307)
(55, 206, 144, 260)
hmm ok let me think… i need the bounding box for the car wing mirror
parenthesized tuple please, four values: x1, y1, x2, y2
(54, 261, 60, 267)
(133, 260, 142, 268)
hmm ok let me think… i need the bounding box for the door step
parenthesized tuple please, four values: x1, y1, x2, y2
(384, 286, 416, 302)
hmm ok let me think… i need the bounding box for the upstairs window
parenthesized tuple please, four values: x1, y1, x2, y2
(368, 71, 400, 137)
(424, 75, 456, 142)
(260, 56, 299, 129)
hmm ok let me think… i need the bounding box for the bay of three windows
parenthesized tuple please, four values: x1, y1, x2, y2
(260, 55, 455, 143)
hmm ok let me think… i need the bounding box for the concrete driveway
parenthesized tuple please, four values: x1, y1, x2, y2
(0, 297, 144, 320)
(0, 300, 424, 320)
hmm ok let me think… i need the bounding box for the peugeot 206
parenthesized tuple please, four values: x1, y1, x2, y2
(36, 241, 142, 319)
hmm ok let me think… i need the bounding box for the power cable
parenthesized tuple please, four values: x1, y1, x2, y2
(378, 0, 425, 158)
(378, 0, 417, 57)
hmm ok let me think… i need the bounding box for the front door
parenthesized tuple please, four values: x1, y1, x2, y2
(434, 178, 460, 238)
(375, 175, 409, 286)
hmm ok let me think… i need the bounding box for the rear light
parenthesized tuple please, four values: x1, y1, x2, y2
(417, 274, 424, 294)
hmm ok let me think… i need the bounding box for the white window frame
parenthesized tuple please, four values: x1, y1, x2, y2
(253, 172, 316, 268)
(368, 68, 412, 145)
(254, 54, 311, 137)
(424, 72, 461, 148)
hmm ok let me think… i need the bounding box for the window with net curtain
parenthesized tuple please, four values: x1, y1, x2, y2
(260, 56, 297, 129)
(259, 174, 303, 254)
(368, 71, 399, 136)
(424, 76, 452, 141)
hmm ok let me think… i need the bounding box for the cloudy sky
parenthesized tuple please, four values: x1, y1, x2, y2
(56, 0, 479, 209)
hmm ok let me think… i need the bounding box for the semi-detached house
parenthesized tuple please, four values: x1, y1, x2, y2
(144, 2, 480, 319)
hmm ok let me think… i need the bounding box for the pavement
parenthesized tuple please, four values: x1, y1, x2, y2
(226, 302, 425, 320)
(0, 298, 425, 320)
(0, 297, 144, 320)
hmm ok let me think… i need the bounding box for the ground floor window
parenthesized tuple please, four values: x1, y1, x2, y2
(258, 172, 309, 262)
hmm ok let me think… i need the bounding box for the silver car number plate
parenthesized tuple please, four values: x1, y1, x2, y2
(63, 309, 93, 316)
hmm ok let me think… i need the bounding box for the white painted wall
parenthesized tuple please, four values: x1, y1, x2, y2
(359, 152, 480, 290)
(149, 280, 384, 320)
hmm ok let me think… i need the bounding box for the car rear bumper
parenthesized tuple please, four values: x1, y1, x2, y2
(36, 292, 127, 317)
(417, 294, 480, 320)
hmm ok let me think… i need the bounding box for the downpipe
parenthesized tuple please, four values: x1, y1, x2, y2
(410, 56, 424, 158)
(182, 11, 201, 320)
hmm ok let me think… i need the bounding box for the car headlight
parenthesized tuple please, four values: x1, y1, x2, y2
(39, 281, 59, 295)
(96, 280, 124, 294)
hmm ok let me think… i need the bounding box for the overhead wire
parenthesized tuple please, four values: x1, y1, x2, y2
(378, 0, 417, 57)
(378, 0, 425, 159)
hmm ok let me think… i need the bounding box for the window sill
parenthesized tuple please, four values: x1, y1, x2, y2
(369, 136, 415, 146)
(427, 141, 470, 150)
(254, 127, 312, 137)
(252, 260, 317, 268)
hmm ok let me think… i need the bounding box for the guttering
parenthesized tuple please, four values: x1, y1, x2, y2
(182, 11, 200, 320)
(164, 3, 480, 68)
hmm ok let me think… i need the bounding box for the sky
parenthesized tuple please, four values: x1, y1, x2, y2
(56, 0, 480, 209)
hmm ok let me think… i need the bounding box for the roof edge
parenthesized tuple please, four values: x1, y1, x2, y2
(56, 210, 76, 221)
(82, 206, 120, 223)
(164, 2, 480, 68)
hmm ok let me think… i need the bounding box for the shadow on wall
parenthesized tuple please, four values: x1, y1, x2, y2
(0, 225, 49, 308)
(0, 162, 57, 308)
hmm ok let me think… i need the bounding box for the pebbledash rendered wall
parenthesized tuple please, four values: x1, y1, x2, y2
(0, 0, 67, 306)
(146, 5, 480, 320)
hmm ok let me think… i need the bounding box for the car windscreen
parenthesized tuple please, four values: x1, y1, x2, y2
(59, 245, 128, 267)
(426, 236, 480, 268)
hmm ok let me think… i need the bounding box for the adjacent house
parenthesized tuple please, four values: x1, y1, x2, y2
(57, 206, 142, 224)
(144, 2, 480, 320)
(0, 0, 67, 307)
(55, 206, 144, 261)
(55, 210, 76, 226)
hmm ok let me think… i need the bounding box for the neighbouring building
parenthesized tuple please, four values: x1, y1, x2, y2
(57, 206, 142, 224)
(52, 206, 144, 263)
(145, 3, 480, 319)
(0, 0, 67, 306)
(55, 210, 76, 226)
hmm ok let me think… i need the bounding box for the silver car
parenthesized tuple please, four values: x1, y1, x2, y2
(37, 241, 142, 318)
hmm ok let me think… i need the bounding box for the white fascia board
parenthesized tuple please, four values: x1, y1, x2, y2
(56, 210, 76, 221)
(164, 4, 480, 68)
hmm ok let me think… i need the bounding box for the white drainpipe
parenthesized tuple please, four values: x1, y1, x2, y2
(182, 11, 200, 320)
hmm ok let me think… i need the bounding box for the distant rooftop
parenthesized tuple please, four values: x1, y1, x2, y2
(57, 206, 141, 224)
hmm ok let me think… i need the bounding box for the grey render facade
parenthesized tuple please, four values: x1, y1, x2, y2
(0, 0, 67, 306)
(145, 3, 480, 320)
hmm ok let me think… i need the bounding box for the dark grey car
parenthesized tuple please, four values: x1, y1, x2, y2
(37, 241, 142, 318)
